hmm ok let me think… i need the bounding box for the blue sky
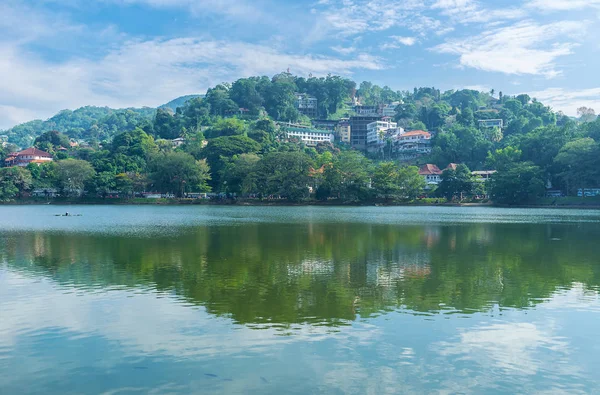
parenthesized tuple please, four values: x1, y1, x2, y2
(1, 0, 600, 129)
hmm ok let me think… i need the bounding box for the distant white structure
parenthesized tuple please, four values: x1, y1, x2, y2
(286, 126, 334, 147)
(478, 119, 503, 128)
(382, 101, 401, 117)
(366, 119, 399, 146)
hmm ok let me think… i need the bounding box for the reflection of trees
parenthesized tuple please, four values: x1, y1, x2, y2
(2, 222, 600, 326)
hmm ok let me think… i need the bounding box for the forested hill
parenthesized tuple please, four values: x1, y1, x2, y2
(2, 106, 157, 148)
(159, 95, 204, 112)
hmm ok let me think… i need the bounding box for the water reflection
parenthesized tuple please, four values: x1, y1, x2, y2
(2, 216, 600, 394)
(2, 221, 599, 325)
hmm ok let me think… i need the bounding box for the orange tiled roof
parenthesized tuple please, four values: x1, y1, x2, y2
(400, 130, 431, 138)
(16, 147, 52, 158)
(419, 164, 442, 175)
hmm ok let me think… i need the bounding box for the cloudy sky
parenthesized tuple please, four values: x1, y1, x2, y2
(1, 0, 599, 129)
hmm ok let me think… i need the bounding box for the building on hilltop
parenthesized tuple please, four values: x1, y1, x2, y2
(478, 119, 503, 129)
(382, 101, 401, 117)
(366, 118, 403, 152)
(418, 163, 460, 188)
(285, 126, 334, 147)
(349, 115, 382, 150)
(394, 130, 432, 159)
(311, 119, 339, 131)
(295, 93, 318, 118)
(336, 118, 351, 143)
(4, 147, 53, 167)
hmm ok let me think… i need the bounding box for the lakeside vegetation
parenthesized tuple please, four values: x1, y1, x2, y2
(1, 72, 599, 205)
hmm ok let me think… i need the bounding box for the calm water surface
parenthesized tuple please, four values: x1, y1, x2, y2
(1, 206, 600, 394)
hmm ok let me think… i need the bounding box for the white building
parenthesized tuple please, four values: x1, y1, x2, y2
(286, 127, 334, 147)
(295, 94, 318, 118)
(394, 130, 432, 159)
(382, 101, 401, 117)
(366, 119, 401, 146)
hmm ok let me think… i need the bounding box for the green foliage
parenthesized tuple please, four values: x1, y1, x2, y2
(206, 118, 247, 138)
(220, 153, 261, 195)
(554, 138, 600, 195)
(0, 167, 32, 200)
(56, 159, 96, 195)
(202, 135, 261, 188)
(256, 151, 313, 202)
(489, 162, 546, 205)
(34, 130, 71, 153)
(436, 164, 473, 200)
(149, 152, 211, 197)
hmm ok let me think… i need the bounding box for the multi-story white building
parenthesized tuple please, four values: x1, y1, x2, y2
(286, 127, 334, 147)
(295, 94, 318, 118)
(382, 101, 400, 117)
(366, 119, 399, 145)
(394, 130, 432, 159)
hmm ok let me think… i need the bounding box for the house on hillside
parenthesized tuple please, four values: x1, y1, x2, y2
(295, 93, 318, 118)
(336, 118, 351, 143)
(4, 148, 53, 167)
(285, 126, 334, 147)
(478, 119, 503, 129)
(419, 164, 443, 187)
(418, 163, 460, 188)
(394, 130, 432, 159)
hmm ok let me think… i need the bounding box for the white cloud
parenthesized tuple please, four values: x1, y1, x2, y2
(380, 36, 417, 50)
(432, 0, 526, 23)
(437, 322, 569, 375)
(0, 37, 383, 129)
(432, 20, 586, 78)
(528, 0, 600, 11)
(526, 87, 600, 116)
(331, 45, 357, 55)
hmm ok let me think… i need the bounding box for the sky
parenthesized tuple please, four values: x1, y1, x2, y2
(1, 0, 600, 130)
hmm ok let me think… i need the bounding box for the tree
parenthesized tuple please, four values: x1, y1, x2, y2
(220, 153, 261, 195)
(323, 150, 372, 202)
(554, 138, 600, 196)
(489, 162, 545, 205)
(577, 107, 597, 123)
(56, 159, 96, 196)
(436, 164, 473, 200)
(397, 166, 426, 201)
(256, 151, 312, 202)
(202, 135, 261, 189)
(34, 130, 71, 153)
(92, 171, 117, 197)
(206, 118, 247, 138)
(486, 147, 522, 171)
(0, 167, 32, 200)
(149, 152, 211, 197)
(372, 162, 401, 200)
(27, 162, 58, 189)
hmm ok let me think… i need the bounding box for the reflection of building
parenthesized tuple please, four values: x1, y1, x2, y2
(4, 148, 53, 167)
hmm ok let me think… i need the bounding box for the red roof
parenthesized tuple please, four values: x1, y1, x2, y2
(446, 163, 458, 171)
(16, 147, 52, 158)
(419, 164, 442, 175)
(401, 130, 431, 138)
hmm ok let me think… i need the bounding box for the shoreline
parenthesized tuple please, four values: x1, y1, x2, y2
(2, 199, 600, 209)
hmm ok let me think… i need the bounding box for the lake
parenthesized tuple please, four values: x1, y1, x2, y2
(1, 206, 600, 394)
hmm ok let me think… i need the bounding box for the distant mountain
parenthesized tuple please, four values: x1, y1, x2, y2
(1, 106, 156, 148)
(159, 94, 204, 112)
